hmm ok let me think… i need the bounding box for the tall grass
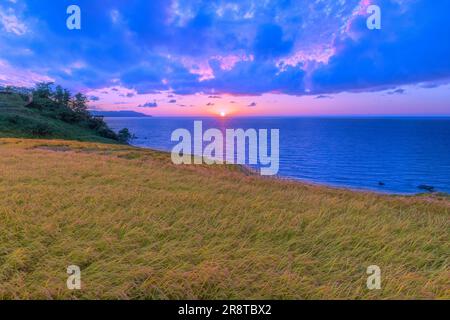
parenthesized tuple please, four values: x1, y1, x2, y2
(0, 139, 448, 299)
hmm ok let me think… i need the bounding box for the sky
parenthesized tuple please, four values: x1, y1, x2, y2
(0, 0, 449, 116)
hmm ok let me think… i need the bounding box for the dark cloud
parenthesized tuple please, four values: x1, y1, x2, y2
(119, 92, 136, 98)
(253, 24, 294, 59)
(315, 95, 333, 99)
(386, 89, 406, 95)
(203, 60, 306, 95)
(138, 101, 158, 108)
(2, 0, 449, 98)
(311, 1, 450, 94)
(419, 83, 439, 89)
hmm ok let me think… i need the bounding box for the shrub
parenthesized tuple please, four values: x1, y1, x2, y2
(30, 123, 53, 136)
(97, 127, 118, 140)
(117, 128, 134, 144)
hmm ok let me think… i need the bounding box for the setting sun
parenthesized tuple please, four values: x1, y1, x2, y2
(220, 111, 226, 117)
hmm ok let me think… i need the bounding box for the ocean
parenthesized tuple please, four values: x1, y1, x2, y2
(106, 117, 450, 194)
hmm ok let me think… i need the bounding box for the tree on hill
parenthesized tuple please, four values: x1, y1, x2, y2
(72, 93, 89, 115)
(54, 85, 65, 105)
(62, 88, 71, 107)
(33, 82, 54, 100)
(14, 82, 134, 143)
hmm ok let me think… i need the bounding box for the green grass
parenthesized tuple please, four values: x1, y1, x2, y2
(0, 93, 117, 143)
(0, 138, 448, 300)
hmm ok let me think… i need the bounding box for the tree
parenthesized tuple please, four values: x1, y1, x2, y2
(71, 93, 89, 116)
(62, 89, 71, 107)
(3, 86, 13, 93)
(54, 85, 65, 105)
(34, 82, 54, 99)
(117, 128, 134, 144)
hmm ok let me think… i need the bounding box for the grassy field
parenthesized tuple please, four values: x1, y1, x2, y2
(0, 138, 448, 299)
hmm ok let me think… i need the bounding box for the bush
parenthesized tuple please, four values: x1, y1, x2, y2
(97, 127, 118, 140)
(30, 123, 53, 136)
(7, 115, 20, 125)
(117, 128, 134, 144)
(87, 117, 106, 130)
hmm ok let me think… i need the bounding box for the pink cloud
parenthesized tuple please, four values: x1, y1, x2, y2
(0, 60, 53, 87)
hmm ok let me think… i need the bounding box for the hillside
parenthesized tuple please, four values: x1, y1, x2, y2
(0, 138, 448, 299)
(0, 90, 121, 143)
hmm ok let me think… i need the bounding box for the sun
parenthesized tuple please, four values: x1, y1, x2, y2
(219, 111, 226, 117)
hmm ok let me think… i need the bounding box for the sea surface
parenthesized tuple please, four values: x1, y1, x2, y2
(106, 117, 450, 194)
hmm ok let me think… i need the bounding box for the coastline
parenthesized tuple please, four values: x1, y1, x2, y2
(128, 141, 449, 197)
(105, 116, 450, 195)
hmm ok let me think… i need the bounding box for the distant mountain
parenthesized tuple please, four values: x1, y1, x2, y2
(90, 110, 152, 118)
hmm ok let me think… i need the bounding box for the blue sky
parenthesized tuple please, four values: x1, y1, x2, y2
(0, 0, 449, 116)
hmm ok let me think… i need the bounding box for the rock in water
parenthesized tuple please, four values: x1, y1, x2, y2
(418, 185, 435, 192)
